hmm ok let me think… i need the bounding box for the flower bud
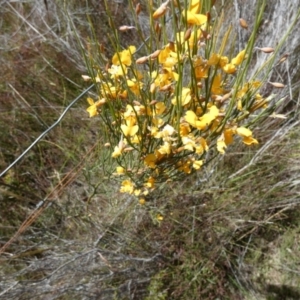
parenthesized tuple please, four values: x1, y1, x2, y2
(239, 18, 248, 29)
(268, 81, 285, 88)
(184, 28, 192, 41)
(256, 47, 274, 53)
(153, 0, 169, 19)
(119, 25, 136, 31)
(135, 3, 141, 15)
(136, 56, 149, 64)
(150, 50, 161, 59)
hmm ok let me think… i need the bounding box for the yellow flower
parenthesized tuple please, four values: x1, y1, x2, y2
(154, 149, 165, 163)
(127, 79, 142, 95)
(108, 64, 127, 78)
(158, 47, 171, 64)
(134, 189, 142, 196)
(100, 82, 127, 99)
(157, 141, 172, 155)
(195, 137, 208, 154)
(86, 104, 98, 118)
(112, 140, 126, 158)
(237, 99, 243, 111)
(231, 49, 246, 66)
(152, 117, 164, 128)
(139, 198, 146, 205)
(181, 135, 208, 154)
(154, 124, 175, 139)
(179, 123, 191, 136)
(120, 180, 135, 194)
(183, 10, 207, 25)
(121, 116, 139, 137)
(112, 45, 136, 66)
(172, 88, 191, 106)
(123, 105, 135, 118)
(131, 134, 140, 144)
(217, 138, 227, 154)
(185, 106, 219, 130)
(217, 126, 256, 154)
(177, 160, 192, 174)
(211, 73, 224, 95)
(219, 56, 229, 68)
(193, 57, 209, 79)
(208, 53, 220, 66)
(237, 81, 261, 99)
(236, 127, 258, 145)
(145, 176, 155, 188)
(223, 63, 236, 74)
(152, 68, 178, 89)
(148, 126, 159, 137)
(224, 128, 234, 145)
(156, 214, 164, 221)
(112, 145, 123, 158)
(182, 135, 197, 152)
(249, 96, 268, 112)
(116, 166, 125, 174)
(158, 44, 178, 68)
(222, 50, 246, 74)
(155, 102, 166, 115)
(189, 0, 201, 13)
(192, 160, 203, 170)
(144, 153, 157, 168)
(86, 97, 106, 117)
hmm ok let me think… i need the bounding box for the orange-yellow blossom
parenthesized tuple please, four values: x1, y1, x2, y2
(217, 126, 258, 154)
(120, 180, 135, 194)
(112, 45, 136, 66)
(144, 153, 157, 168)
(116, 166, 125, 174)
(127, 79, 143, 95)
(121, 116, 139, 137)
(188, 0, 201, 13)
(108, 64, 127, 78)
(223, 50, 246, 74)
(236, 127, 258, 145)
(179, 122, 191, 136)
(112, 139, 126, 158)
(145, 177, 155, 188)
(159, 44, 178, 68)
(155, 102, 166, 115)
(172, 88, 191, 106)
(86, 97, 106, 117)
(217, 128, 235, 154)
(183, 10, 207, 25)
(185, 105, 219, 130)
(231, 49, 246, 66)
(177, 159, 192, 174)
(192, 160, 203, 170)
(193, 57, 209, 79)
(154, 124, 175, 139)
(211, 73, 224, 95)
(157, 141, 172, 155)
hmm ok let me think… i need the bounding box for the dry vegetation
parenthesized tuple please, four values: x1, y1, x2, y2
(1, 1, 300, 299)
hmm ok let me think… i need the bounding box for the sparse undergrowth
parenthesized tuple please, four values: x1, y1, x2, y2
(1, 1, 300, 299)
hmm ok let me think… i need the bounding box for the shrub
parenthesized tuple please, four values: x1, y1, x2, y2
(83, 0, 291, 201)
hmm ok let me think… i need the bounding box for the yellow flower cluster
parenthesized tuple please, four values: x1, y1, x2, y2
(85, 0, 269, 196)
